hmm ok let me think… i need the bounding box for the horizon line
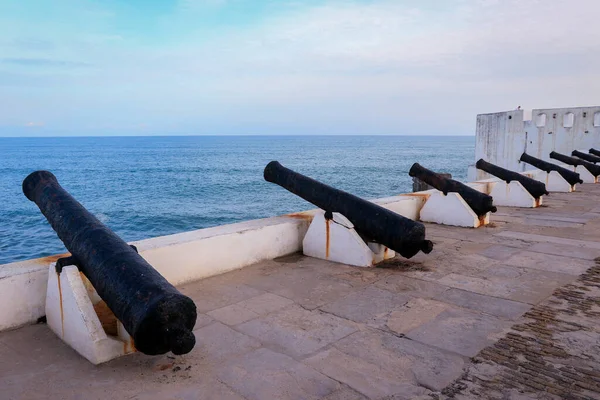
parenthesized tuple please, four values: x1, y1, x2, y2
(0, 133, 475, 138)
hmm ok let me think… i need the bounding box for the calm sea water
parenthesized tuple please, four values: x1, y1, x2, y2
(0, 136, 474, 264)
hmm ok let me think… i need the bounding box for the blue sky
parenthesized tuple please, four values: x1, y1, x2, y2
(1, 0, 599, 136)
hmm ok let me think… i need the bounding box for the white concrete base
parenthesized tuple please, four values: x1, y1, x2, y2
(419, 191, 490, 228)
(46, 264, 136, 365)
(302, 211, 395, 267)
(573, 166, 597, 184)
(489, 181, 540, 208)
(532, 170, 574, 192)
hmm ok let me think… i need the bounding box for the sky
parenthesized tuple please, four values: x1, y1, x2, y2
(1, 0, 599, 137)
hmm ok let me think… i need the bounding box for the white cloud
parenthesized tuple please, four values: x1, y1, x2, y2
(2, 0, 600, 135)
(24, 121, 44, 127)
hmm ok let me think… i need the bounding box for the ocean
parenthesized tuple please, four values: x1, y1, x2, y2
(0, 135, 474, 265)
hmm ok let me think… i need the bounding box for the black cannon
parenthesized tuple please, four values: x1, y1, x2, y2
(408, 163, 497, 217)
(264, 161, 433, 259)
(23, 171, 197, 356)
(590, 148, 600, 157)
(519, 153, 583, 186)
(573, 150, 600, 164)
(475, 159, 548, 199)
(550, 151, 600, 177)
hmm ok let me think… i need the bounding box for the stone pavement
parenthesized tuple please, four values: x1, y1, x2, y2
(2, 184, 600, 399)
(445, 259, 600, 400)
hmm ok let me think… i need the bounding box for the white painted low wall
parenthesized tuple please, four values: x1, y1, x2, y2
(0, 170, 558, 332)
(0, 194, 430, 332)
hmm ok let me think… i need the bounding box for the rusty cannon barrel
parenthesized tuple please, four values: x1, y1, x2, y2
(475, 159, 548, 199)
(264, 161, 433, 259)
(590, 148, 600, 157)
(549, 151, 600, 177)
(519, 153, 583, 186)
(572, 150, 600, 164)
(409, 163, 497, 217)
(23, 171, 197, 356)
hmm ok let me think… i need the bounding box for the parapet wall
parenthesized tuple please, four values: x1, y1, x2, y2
(0, 194, 427, 332)
(469, 106, 600, 181)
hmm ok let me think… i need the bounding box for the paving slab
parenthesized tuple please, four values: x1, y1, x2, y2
(390, 251, 502, 282)
(0, 323, 79, 366)
(192, 322, 261, 364)
(386, 297, 452, 334)
(516, 214, 591, 224)
(478, 244, 523, 260)
(322, 386, 368, 400)
(130, 380, 246, 400)
(217, 348, 339, 400)
(474, 263, 527, 279)
(434, 288, 531, 319)
(406, 308, 512, 357)
(319, 286, 411, 327)
(236, 305, 358, 358)
(374, 275, 450, 298)
(207, 303, 260, 325)
(526, 241, 600, 260)
(496, 230, 600, 249)
(0, 342, 21, 377)
(522, 218, 584, 228)
(436, 268, 575, 304)
(306, 329, 465, 396)
(243, 264, 360, 310)
(305, 348, 429, 399)
(206, 293, 296, 326)
(505, 249, 593, 275)
(426, 226, 535, 249)
(179, 282, 264, 313)
(236, 292, 296, 314)
(194, 313, 216, 329)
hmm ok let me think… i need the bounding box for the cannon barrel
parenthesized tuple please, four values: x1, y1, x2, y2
(550, 151, 600, 177)
(409, 163, 497, 217)
(519, 153, 583, 186)
(475, 159, 548, 199)
(264, 161, 433, 259)
(572, 150, 600, 164)
(23, 171, 197, 356)
(589, 148, 600, 157)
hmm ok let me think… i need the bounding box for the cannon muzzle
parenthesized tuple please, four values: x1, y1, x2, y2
(572, 150, 600, 164)
(408, 163, 497, 217)
(475, 159, 548, 198)
(23, 171, 197, 356)
(264, 161, 433, 258)
(519, 153, 583, 186)
(550, 151, 600, 177)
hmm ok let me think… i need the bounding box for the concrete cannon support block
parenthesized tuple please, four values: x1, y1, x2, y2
(573, 166, 597, 184)
(419, 191, 490, 228)
(46, 264, 136, 365)
(552, 162, 597, 184)
(527, 170, 574, 193)
(302, 211, 395, 268)
(488, 181, 540, 208)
